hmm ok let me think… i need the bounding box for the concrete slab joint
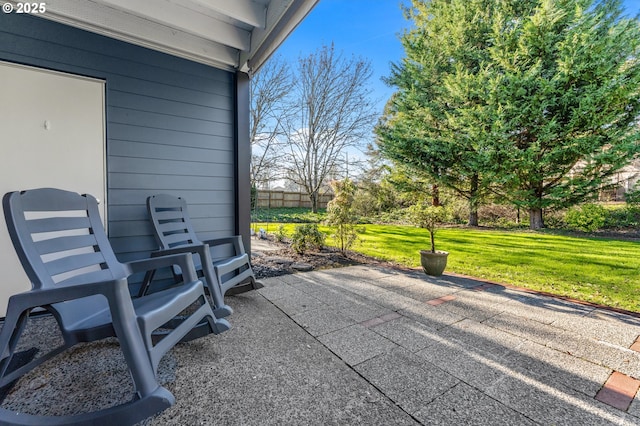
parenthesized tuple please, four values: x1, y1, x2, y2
(9, 265, 640, 424)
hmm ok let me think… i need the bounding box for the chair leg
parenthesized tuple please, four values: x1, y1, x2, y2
(108, 284, 165, 399)
(250, 276, 264, 290)
(191, 277, 232, 318)
(200, 256, 233, 318)
(210, 317, 231, 335)
(225, 276, 263, 295)
(0, 309, 29, 385)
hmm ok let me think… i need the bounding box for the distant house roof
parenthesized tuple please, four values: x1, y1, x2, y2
(37, 0, 318, 74)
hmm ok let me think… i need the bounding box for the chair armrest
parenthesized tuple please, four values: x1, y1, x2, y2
(136, 247, 209, 297)
(201, 236, 245, 255)
(150, 244, 207, 258)
(126, 253, 199, 283)
(6, 278, 128, 312)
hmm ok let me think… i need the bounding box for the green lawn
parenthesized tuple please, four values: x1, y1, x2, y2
(253, 223, 640, 312)
(251, 207, 326, 223)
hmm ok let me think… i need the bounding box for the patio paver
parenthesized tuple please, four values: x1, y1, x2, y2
(595, 372, 640, 411)
(413, 382, 538, 425)
(4, 265, 640, 425)
(354, 347, 460, 414)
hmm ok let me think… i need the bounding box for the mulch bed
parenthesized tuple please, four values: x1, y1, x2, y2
(250, 237, 405, 279)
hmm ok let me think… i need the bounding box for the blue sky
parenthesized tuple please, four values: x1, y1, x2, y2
(276, 0, 408, 115)
(277, 0, 640, 117)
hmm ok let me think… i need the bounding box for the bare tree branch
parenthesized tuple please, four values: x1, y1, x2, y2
(282, 44, 377, 212)
(250, 55, 293, 188)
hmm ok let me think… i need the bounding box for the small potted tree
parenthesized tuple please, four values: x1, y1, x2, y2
(407, 203, 450, 276)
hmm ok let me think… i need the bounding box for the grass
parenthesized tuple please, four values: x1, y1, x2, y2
(253, 222, 640, 313)
(251, 207, 326, 223)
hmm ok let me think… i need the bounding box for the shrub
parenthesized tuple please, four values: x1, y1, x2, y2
(407, 203, 451, 252)
(565, 204, 608, 232)
(445, 197, 469, 224)
(543, 210, 566, 229)
(290, 223, 325, 254)
(252, 207, 326, 223)
(352, 180, 399, 218)
(376, 209, 407, 224)
(274, 224, 287, 242)
(479, 204, 517, 224)
(604, 205, 640, 229)
(326, 178, 359, 252)
(625, 185, 640, 205)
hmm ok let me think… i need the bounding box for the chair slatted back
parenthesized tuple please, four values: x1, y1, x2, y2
(147, 194, 200, 250)
(3, 188, 125, 290)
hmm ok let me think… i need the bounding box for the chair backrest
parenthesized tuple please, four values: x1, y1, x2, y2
(147, 194, 201, 250)
(3, 188, 126, 290)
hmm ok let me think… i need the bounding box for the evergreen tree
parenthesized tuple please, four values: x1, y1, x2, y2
(377, 0, 519, 225)
(488, 0, 640, 228)
(377, 0, 640, 229)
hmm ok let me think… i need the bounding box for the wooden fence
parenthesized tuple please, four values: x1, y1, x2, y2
(255, 190, 333, 209)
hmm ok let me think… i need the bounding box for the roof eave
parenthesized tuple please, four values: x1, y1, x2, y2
(21, 0, 318, 74)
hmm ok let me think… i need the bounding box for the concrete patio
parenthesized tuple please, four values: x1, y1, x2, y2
(3, 265, 640, 424)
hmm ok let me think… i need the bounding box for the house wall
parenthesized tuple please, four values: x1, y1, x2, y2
(0, 14, 239, 278)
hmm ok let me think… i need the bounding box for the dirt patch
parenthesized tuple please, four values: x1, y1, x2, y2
(250, 236, 402, 279)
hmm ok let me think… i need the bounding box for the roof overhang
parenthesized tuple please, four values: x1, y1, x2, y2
(16, 0, 318, 75)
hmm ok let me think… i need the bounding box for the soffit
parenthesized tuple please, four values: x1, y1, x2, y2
(17, 0, 318, 74)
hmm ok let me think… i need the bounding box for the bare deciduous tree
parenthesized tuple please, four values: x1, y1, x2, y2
(282, 44, 377, 212)
(250, 55, 292, 189)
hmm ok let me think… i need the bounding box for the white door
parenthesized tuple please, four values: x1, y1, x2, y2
(0, 61, 106, 316)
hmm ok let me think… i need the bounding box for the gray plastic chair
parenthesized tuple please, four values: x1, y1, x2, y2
(0, 188, 229, 425)
(145, 194, 261, 318)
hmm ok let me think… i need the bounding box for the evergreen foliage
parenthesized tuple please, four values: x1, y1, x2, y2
(377, 0, 640, 229)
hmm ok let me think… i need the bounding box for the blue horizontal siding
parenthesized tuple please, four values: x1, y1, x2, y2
(108, 107, 234, 137)
(108, 91, 233, 121)
(0, 13, 237, 265)
(108, 157, 234, 177)
(108, 124, 233, 150)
